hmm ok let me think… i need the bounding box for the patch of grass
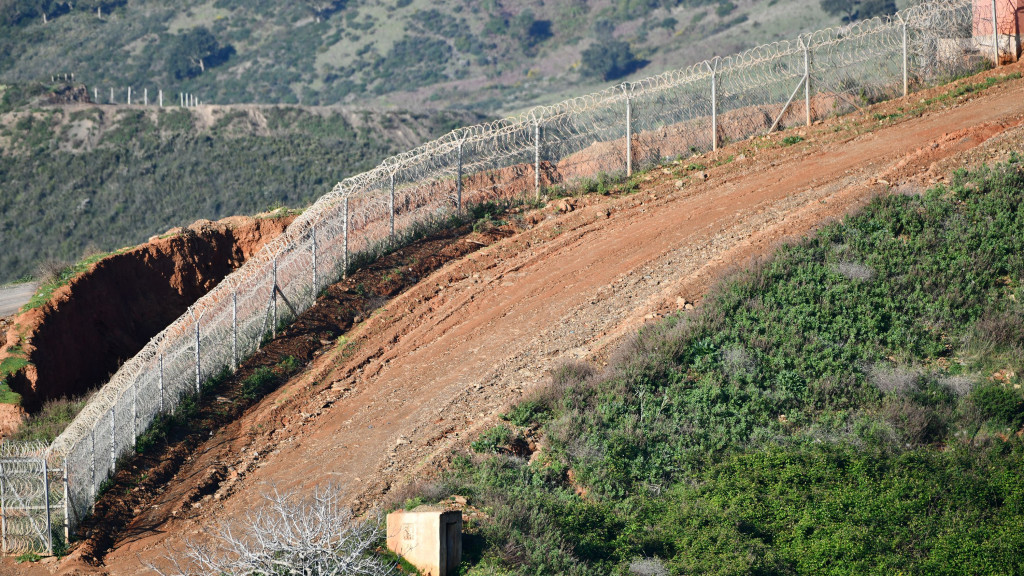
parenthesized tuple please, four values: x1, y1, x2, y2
(240, 367, 279, 401)
(908, 72, 1023, 117)
(781, 134, 804, 146)
(428, 158, 1024, 575)
(11, 396, 89, 443)
(15, 552, 41, 563)
(22, 249, 124, 311)
(470, 425, 513, 454)
(239, 356, 301, 401)
(501, 400, 547, 427)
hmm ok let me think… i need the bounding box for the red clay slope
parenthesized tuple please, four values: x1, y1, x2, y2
(0, 215, 293, 417)
(39, 63, 1024, 575)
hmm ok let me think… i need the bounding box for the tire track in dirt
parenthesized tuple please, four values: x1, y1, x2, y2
(87, 65, 1024, 576)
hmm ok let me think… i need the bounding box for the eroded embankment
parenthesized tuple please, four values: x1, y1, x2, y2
(0, 214, 293, 421)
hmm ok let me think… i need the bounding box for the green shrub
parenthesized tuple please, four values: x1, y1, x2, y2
(424, 159, 1024, 575)
(240, 367, 278, 400)
(971, 384, 1024, 428)
(502, 401, 546, 427)
(471, 425, 512, 454)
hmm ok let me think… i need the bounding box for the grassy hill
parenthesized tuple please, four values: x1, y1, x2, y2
(0, 84, 483, 282)
(0, 0, 844, 115)
(434, 159, 1024, 575)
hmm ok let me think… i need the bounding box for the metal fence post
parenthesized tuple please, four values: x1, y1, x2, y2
(272, 259, 278, 339)
(127, 86, 132, 106)
(311, 224, 318, 297)
(193, 312, 201, 395)
(343, 196, 350, 279)
(534, 119, 541, 199)
(89, 428, 96, 502)
(389, 171, 396, 241)
(901, 15, 909, 97)
(131, 382, 138, 448)
(42, 457, 52, 554)
(710, 59, 719, 151)
(144, 88, 148, 106)
(159, 353, 165, 412)
(991, 0, 1000, 66)
(456, 141, 464, 213)
(623, 84, 632, 177)
(0, 463, 6, 555)
(62, 457, 70, 545)
(109, 406, 115, 474)
(159, 89, 163, 107)
(803, 37, 812, 126)
(231, 291, 238, 372)
(110, 87, 114, 103)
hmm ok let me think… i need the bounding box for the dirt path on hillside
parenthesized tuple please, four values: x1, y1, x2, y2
(0, 283, 36, 318)
(58, 64, 1024, 575)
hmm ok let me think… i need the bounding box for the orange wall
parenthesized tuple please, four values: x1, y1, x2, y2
(974, 0, 1024, 36)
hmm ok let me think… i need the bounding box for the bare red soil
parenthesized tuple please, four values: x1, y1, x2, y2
(0, 214, 292, 418)
(6, 63, 1023, 576)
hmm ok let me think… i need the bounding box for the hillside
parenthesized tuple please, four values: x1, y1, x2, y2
(0, 0, 844, 114)
(0, 89, 483, 282)
(63, 64, 1024, 575)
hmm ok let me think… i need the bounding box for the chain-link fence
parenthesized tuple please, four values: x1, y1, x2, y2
(0, 0, 999, 555)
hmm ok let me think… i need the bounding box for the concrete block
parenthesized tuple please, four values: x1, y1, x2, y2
(386, 506, 462, 576)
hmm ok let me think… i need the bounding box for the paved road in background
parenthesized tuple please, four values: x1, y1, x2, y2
(0, 283, 37, 317)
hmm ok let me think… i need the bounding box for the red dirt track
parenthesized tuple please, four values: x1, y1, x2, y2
(20, 64, 1024, 576)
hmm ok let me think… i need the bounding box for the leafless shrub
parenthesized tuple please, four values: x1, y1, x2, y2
(531, 360, 595, 412)
(383, 478, 449, 511)
(835, 261, 875, 282)
(80, 242, 105, 260)
(148, 486, 396, 576)
(629, 557, 669, 576)
(720, 345, 756, 378)
(34, 258, 71, 285)
(882, 396, 949, 445)
(971, 308, 1024, 353)
(868, 364, 921, 396)
(939, 374, 976, 398)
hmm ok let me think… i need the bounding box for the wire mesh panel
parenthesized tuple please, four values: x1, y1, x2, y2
(0, 0, 987, 555)
(0, 444, 65, 556)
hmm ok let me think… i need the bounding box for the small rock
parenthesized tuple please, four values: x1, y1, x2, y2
(684, 303, 694, 310)
(675, 180, 684, 188)
(696, 171, 708, 181)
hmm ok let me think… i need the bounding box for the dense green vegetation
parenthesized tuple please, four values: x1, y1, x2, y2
(819, 0, 897, 23)
(0, 101, 482, 282)
(0, 0, 836, 112)
(428, 159, 1024, 575)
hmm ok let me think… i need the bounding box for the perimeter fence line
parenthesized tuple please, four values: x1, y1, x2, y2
(0, 0, 1002, 555)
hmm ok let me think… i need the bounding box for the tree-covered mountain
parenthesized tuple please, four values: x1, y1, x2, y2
(0, 0, 844, 114)
(0, 85, 483, 282)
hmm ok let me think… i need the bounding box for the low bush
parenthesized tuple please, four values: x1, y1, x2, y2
(435, 158, 1024, 574)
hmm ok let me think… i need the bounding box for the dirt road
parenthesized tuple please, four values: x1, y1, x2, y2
(0, 283, 36, 318)
(69, 65, 1024, 575)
